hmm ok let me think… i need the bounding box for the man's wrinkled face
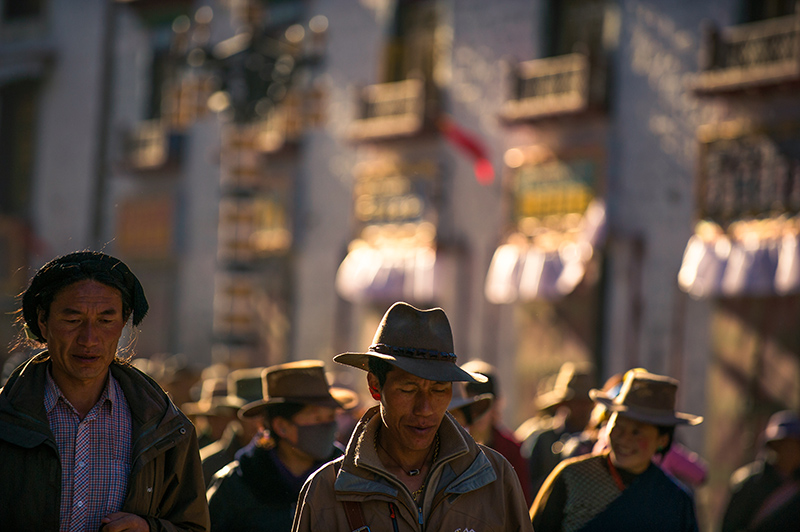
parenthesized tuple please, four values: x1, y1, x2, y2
(38, 279, 125, 390)
(370, 367, 452, 453)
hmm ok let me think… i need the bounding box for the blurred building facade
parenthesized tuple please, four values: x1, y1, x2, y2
(3, 0, 800, 529)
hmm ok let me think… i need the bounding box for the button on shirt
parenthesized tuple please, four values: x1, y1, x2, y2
(45, 370, 132, 532)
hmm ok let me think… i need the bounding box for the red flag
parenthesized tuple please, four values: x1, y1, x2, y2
(438, 116, 495, 185)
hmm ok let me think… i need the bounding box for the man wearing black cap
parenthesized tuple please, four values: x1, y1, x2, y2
(292, 301, 533, 532)
(0, 251, 209, 531)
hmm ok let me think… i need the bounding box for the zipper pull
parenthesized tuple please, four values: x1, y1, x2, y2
(418, 505, 423, 525)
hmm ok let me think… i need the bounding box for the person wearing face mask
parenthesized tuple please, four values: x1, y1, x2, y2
(530, 369, 703, 532)
(206, 360, 357, 532)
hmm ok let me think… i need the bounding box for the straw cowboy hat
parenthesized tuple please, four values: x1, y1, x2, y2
(334, 301, 487, 383)
(448, 381, 494, 420)
(589, 370, 703, 426)
(240, 360, 359, 418)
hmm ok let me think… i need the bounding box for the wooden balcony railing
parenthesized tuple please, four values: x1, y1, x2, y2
(501, 53, 591, 121)
(348, 79, 425, 141)
(692, 14, 800, 93)
(255, 94, 303, 153)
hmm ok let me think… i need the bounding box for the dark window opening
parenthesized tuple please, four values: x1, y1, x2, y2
(383, 0, 437, 83)
(0, 80, 39, 218)
(743, 0, 796, 23)
(546, 0, 607, 57)
(3, 0, 43, 20)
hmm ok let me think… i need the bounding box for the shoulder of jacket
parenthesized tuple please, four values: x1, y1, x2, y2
(729, 460, 765, 489)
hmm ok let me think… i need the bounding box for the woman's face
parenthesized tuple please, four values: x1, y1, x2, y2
(607, 412, 669, 474)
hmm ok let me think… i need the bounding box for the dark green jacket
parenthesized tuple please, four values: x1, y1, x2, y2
(0, 354, 210, 531)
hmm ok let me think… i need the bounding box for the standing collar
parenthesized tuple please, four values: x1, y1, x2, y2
(44, 366, 116, 416)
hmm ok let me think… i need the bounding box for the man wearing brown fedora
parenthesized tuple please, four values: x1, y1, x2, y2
(292, 301, 533, 532)
(206, 360, 357, 532)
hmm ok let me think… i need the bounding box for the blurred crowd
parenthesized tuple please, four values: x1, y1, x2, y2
(4, 344, 800, 531)
(1, 249, 797, 531)
(97, 354, 800, 531)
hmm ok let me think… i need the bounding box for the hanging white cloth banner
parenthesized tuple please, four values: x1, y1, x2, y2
(678, 218, 799, 298)
(335, 244, 438, 303)
(484, 199, 606, 304)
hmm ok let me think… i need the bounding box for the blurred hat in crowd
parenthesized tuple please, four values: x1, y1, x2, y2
(182, 376, 244, 417)
(334, 302, 487, 384)
(764, 410, 800, 447)
(159, 353, 200, 384)
(448, 381, 494, 420)
(536, 361, 594, 411)
(590, 369, 703, 426)
(240, 360, 359, 419)
(461, 360, 500, 398)
(228, 367, 266, 405)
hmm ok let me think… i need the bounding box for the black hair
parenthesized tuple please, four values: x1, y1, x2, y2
(460, 404, 475, 426)
(655, 425, 675, 457)
(17, 251, 148, 348)
(368, 357, 394, 388)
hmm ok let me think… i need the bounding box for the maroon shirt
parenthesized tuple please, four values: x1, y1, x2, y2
(489, 425, 533, 505)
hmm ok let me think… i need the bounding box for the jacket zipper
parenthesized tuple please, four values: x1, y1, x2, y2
(389, 502, 400, 532)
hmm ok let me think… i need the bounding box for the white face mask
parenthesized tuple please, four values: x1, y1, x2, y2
(294, 421, 338, 461)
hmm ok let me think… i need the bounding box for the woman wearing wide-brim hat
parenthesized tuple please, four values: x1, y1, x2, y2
(530, 369, 703, 532)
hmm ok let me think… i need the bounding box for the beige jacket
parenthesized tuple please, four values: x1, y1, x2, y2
(292, 406, 533, 532)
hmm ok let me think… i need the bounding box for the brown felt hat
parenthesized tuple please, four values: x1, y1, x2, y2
(181, 377, 244, 417)
(334, 301, 487, 383)
(536, 361, 594, 411)
(448, 381, 493, 419)
(240, 360, 358, 418)
(590, 370, 703, 426)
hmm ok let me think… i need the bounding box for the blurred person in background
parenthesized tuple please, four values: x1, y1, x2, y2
(516, 361, 595, 496)
(721, 410, 800, 532)
(326, 370, 376, 447)
(461, 359, 534, 505)
(199, 367, 265, 487)
(446, 380, 494, 431)
(559, 372, 624, 460)
(530, 370, 702, 532)
(0, 251, 209, 531)
(206, 360, 356, 532)
(158, 353, 202, 408)
(183, 375, 241, 449)
(292, 302, 533, 532)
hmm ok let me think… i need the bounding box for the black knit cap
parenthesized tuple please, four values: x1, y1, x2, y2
(22, 251, 149, 342)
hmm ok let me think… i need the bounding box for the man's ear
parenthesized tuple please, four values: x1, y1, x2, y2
(37, 309, 49, 342)
(367, 372, 383, 401)
(367, 372, 379, 390)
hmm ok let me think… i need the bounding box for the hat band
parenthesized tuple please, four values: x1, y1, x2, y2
(370, 343, 457, 362)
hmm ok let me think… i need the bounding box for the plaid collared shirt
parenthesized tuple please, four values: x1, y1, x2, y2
(45, 369, 132, 532)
